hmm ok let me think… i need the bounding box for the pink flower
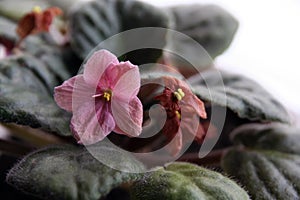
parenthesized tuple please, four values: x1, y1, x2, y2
(154, 76, 207, 156)
(54, 50, 143, 145)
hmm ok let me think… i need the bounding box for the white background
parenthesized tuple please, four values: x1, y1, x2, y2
(140, 0, 300, 125)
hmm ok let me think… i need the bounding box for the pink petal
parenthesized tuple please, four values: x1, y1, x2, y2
(162, 76, 184, 91)
(180, 107, 205, 143)
(166, 129, 182, 157)
(112, 62, 140, 100)
(54, 75, 93, 112)
(112, 96, 143, 137)
(182, 94, 207, 119)
(70, 101, 115, 145)
(83, 50, 118, 87)
(176, 79, 207, 119)
(163, 76, 207, 119)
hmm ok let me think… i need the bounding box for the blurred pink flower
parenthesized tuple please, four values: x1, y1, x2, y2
(155, 77, 207, 156)
(54, 50, 143, 145)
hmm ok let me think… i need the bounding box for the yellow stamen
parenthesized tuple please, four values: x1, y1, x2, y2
(177, 88, 185, 97)
(174, 88, 185, 101)
(103, 91, 112, 101)
(175, 111, 181, 119)
(32, 6, 42, 13)
(92, 90, 112, 101)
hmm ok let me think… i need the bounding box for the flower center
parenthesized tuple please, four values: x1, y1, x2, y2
(173, 88, 185, 101)
(32, 6, 42, 13)
(103, 90, 112, 101)
(92, 90, 112, 101)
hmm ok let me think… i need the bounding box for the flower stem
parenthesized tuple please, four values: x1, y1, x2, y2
(0, 138, 33, 157)
(2, 123, 66, 147)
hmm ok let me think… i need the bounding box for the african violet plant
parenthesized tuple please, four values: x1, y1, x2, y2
(0, 0, 299, 200)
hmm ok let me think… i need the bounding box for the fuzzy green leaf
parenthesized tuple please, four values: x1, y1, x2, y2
(190, 70, 290, 123)
(131, 162, 250, 200)
(69, 0, 171, 64)
(7, 144, 144, 200)
(231, 123, 300, 154)
(169, 4, 238, 59)
(0, 17, 75, 135)
(0, 54, 71, 134)
(222, 123, 300, 200)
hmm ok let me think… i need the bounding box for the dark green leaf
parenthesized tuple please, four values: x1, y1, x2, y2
(131, 162, 250, 200)
(69, 0, 171, 64)
(231, 123, 300, 154)
(169, 4, 238, 59)
(0, 14, 74, 83)
(7, 144, 144, 200)
(0, 54, 70, 134)
(190, 69, 290, 123)
(0, 16, 17, 41)
(0, 15, 74, 135)
(222, 123, 300, 200)
(48, 0, 83, 13)
(23, 38, 74, 82)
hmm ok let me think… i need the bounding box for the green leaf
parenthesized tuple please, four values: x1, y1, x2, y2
(0, 16, 17, 41)
(0, 16, 75, 135)
(169, 4, 238, 59)
(0, 54, 70, 134)
(0, 14, 76, 135)
(23, 38, 74, 82)
(190, 69, 290, 123)
(69, 0, 171, 64)
(0, 15, 74, 83)
(221, 123, 300, 200)
(131, 162, 250, 200)
(231, 123, 300, 154)
(48, 0, 83, 13)
(6, 144, 144, 200)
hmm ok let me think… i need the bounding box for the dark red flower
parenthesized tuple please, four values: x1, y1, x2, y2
(16, 6, 63, 43)
(154, 76, 207, 156)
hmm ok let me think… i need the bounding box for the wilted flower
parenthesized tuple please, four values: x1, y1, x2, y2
(16, 6, 63, 43)
(155, 76, 207, 156)
(54, 50, 143, 145)
(0, 37, 15, 60)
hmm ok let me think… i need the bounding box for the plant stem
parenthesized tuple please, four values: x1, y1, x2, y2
(0, 138, 33, 157)
(2, 123, 66, 147)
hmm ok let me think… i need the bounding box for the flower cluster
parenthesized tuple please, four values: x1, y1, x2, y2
(54, 49, 207, 155)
